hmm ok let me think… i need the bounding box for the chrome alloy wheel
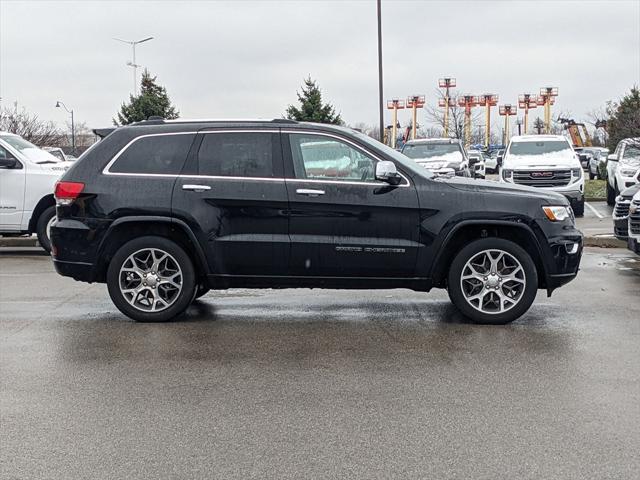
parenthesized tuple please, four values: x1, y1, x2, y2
(459, 249, 526, 315)
(119, 248, 183, 312)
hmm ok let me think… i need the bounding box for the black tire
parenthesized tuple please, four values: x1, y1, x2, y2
(606, 181, 616, 206)
(36, 205, 56, 254)
(573, 199, 585, 217)
(447, 238, 538, 325)
(107, 236, 196, 322)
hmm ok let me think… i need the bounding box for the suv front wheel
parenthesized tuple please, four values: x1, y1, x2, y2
(447, 238, 538, 325)
(107, 236, 196, 322)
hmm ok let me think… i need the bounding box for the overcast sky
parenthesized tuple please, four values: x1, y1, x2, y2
(1, 0, 639, 132)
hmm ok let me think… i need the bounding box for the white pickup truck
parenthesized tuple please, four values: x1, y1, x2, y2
(0, 132, 74, 252)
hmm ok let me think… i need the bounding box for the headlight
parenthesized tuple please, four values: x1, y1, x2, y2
(620, 168, 638, 177)
(502, 169, 513, 181)
(542, 206, 571, 222)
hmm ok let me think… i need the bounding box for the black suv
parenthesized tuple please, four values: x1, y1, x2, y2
(51, 119, 583, 324)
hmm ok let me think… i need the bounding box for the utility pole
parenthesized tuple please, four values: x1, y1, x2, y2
(478, 94, 498, 150)
(386, 99, 405, 149)
(518, 94, 538, 134)
(499, 104, 517, 145)
(538, 87, 558, 134)
(113, 36, 154, 95)
(376, 0, 384, 142)
(437, 77, 456, 137)
(406, 95, 425, 140)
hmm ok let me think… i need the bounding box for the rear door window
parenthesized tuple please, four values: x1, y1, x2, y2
(197, 132, 278, 178)
(110, 134, 195, 174)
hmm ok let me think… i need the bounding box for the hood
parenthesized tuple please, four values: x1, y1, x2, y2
(19, 147, 63, 164)
(412, 151, 463, 164)
(438, 176, 568, 205)
(621, 183, 640, 198)
(504, 150, 579, 169)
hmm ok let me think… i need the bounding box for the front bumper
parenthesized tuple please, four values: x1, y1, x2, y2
(614, 217, 629, 240)
(535, 219, 583, 292)
(628, 236, 640, 255)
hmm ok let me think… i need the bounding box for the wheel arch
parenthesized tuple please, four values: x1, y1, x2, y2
(28, 195, 56, 233)
(430, 220, 549, 289)
(94, 216, 209, 283)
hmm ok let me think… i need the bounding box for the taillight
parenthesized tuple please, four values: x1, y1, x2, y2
(54, 181, 84, 205)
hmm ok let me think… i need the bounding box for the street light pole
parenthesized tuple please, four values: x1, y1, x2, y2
(55, 101, 75, 155)
(113, 36, 154, 95)
(377, 0, 384, 143)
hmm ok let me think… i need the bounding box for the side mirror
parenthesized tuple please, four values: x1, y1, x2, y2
(497, 154, 503, 166)
(375, 160, 402, 185)
(469, 156, 478, 167)
(0, 157, 18, 169)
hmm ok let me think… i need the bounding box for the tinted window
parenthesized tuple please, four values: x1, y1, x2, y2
(289, 134, 375, 182)
(197, 132, 276, 178)
(111, 134, 195, 174)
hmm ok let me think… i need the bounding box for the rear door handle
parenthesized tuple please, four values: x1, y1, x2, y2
(296, 188, 325, 196)
(182, 184, 211, 192)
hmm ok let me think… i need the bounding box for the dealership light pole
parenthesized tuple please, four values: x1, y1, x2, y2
(386, 99, 405, 148)
(113, 36, 154, 95)
(377, 0, 384, 142)
(55, 101, 75, 155)
(478, 94, 498, 150)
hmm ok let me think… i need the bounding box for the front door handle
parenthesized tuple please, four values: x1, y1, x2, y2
(182, 184, 211, 192)
(296, 188, 325, 196)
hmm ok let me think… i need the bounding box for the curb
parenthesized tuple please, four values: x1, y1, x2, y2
(1, 235, 629, 250)
(0, 236, 41, 248)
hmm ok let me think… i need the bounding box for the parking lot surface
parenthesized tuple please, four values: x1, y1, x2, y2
(1, 248, 639, 479)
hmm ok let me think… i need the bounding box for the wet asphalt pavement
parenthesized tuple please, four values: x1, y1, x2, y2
(1, 248, 639, 479)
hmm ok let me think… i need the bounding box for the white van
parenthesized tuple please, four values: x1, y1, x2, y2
(500, 135, 585, 216)
(0, 132, 74, 252)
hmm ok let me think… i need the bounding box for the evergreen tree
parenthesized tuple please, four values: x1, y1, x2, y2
(114, 70, 179, 125)
(606, 87, 640, 149)
(286, 77, 342, 124)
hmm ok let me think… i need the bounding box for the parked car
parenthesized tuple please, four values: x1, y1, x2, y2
(44, 147, 68, 162)
(573, 147, 592, 170)
(612, 183, 640, 241)
(484, 150, 500, 174)
(500, 135, 585, 216)
(606, 137, 640, 205)
(51, 119, 582, 325)
(401, 138, 470, 177)
(627, 190, 640, 256)
(0, 132, 74, 252)
(583, 147, 609, 180)
(467, 150, 486, 179)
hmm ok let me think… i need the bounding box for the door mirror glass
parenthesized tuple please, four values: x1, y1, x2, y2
(375, 161, 402, 185)
(0, 147, 18, 169)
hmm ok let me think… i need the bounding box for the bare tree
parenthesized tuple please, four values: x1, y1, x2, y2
(0, 102, 62, 146)
(424, 89, 482, 142)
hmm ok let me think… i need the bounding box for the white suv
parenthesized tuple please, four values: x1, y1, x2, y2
(0, 132, 74, 252)
(605, 137, 640, 206)
(500, 135, 585, 216)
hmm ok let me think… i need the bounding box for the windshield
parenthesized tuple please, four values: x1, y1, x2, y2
(508, 140, 571, 156)
(623, 145, 640, 160)
(402, 143, 462, 160)
(0, 135, 62, 163)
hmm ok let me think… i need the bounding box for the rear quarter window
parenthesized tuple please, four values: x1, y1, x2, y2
(109, 134, 195, 174)
(197, 132, 277, 178)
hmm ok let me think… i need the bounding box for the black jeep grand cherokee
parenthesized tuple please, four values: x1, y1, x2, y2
(51, 119, 582, 324)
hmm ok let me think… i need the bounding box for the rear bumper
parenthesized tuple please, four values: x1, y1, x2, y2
(53, 259, 95, 282)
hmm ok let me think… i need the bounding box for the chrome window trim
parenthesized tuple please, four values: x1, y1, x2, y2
(102, 131, 198, 175)
(102, 128, 410, 187)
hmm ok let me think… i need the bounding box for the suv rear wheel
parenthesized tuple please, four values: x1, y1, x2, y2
(107, 236, 196, 322)
(447, 238, 538, 325)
